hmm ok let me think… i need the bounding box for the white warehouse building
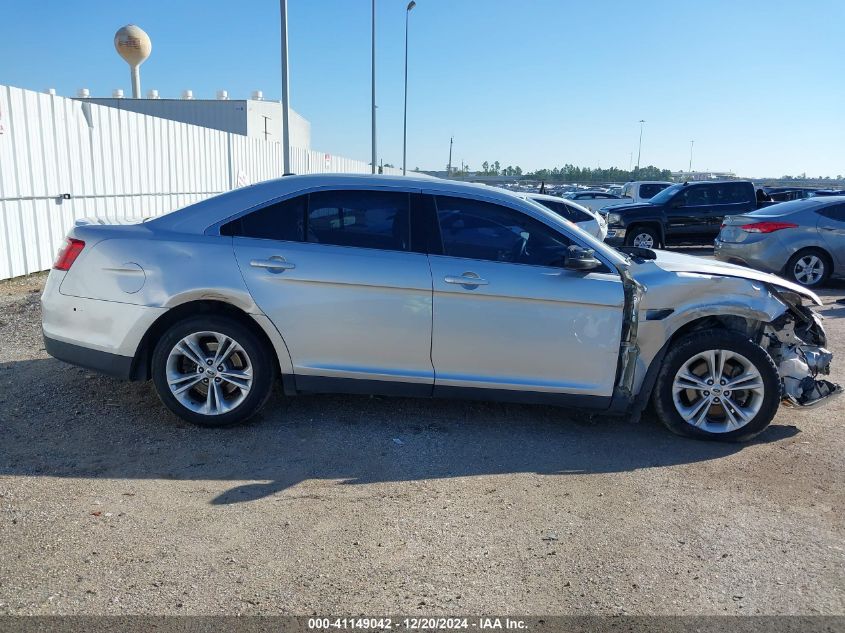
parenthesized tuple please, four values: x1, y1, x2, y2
(75, 93, 311, 148)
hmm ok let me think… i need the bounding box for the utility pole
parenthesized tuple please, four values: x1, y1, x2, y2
(402, 1, 416, 175)
(635, 119, 645, 172)
(279, 0, 292, 175)
(371, 0, 377, 174)
(446, 136, 453, 179)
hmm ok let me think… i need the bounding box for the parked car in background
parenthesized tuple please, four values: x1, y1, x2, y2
(563, 190, 623, 212)
(520, 192, 608, 240)
(42, 174, 839, 441)
(762, 187, 818, 202)
(603, 180, 767, 248)
(606, 181, 674, 207)
(715, 196, 845, 287)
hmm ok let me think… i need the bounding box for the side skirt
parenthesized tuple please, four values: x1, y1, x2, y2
(294, 375, 612, 410)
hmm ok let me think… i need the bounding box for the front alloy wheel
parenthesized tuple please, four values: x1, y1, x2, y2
(152, 316, 275, 427)
(653, 330, 781, 441)
(671, 349, 765, 433)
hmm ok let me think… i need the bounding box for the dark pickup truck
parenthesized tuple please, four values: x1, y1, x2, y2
(602, 180, 769, 248)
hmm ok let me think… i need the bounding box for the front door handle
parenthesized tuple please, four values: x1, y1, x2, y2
(444, 273, 488, 287)
(250, 256, 295, 272)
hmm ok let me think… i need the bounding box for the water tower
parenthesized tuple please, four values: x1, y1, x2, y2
(114, 25, 151, 99)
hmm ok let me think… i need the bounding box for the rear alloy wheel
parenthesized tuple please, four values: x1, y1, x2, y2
(152, 316, 275, 427)
(786, 249, 830, 287)
(653, 331, 781, 441)
(626, 225, 659, 249)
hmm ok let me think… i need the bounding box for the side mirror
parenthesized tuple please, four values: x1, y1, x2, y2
(563, 245, 602, 271)
(670, 198, 684, 208)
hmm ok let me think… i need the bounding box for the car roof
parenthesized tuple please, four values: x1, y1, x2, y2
(150, 173, 626, 265)
(153, 173, 510, 230)
(747, 195, 845, 216)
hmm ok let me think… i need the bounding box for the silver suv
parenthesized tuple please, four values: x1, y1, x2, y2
(42, 175, 840, 440)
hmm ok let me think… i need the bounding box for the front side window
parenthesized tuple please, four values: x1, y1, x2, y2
(435, 196, 573, 267)
(534, 199, 592, 224)
(681, 186, 712, 206)
(307, 190, 410, 251)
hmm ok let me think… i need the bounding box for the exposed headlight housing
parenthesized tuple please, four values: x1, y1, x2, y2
(606, 213, 623, 226)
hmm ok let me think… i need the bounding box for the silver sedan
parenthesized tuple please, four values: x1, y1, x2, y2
(42, 175, 840, 440)
(715, 196, 845, 287)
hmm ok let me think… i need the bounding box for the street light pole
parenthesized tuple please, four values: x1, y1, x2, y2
(279, 0, 292, 175)
(447, 136, 453, 179)
(402, 1, 416, 175)
(635, 119, 645, 172)
(371, 0, 377, 174)
(689, 140, 694, 174)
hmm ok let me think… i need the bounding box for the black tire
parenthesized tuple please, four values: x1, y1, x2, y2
(652, 330, 781, 442)
(785, 248, 832, 288)
(151, 315, 275, 427)
(625, 224, 660, 249)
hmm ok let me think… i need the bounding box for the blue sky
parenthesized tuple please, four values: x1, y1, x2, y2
(2, 0, 843, 177)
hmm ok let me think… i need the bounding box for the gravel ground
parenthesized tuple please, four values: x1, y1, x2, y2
(0, 265, 843, 616)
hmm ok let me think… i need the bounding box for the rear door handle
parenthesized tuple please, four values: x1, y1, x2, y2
(250, 256, 295, 272)
(444, 273, 488, 286)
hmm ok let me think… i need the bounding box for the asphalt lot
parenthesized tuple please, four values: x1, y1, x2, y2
(1, 254, 843, 616)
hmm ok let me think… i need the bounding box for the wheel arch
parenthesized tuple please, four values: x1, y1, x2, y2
(625, 307, 782, 421)
(129, 299, 294, 390)
(783, 245, 834, 276)
(627, 221, 665, 247)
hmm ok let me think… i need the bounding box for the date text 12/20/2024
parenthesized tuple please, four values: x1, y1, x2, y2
(308, 618, 528, 630)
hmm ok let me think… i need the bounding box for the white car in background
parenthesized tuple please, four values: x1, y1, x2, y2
(562, 190, 623, 213)
(602, 181, 674, 209)
(520, 193, 608, 240)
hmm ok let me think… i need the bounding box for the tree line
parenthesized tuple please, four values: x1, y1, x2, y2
(464, 162, 673, 182)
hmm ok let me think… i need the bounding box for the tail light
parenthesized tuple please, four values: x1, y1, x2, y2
(739, 221, 798, 234)
(53, 238, 85, 271)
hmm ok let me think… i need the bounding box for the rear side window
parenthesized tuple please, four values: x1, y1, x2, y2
(818, 204, 845, 222)
(307, 190, 410, 251)
(220, 195, 305, 241)
(639, 183, 668, 199)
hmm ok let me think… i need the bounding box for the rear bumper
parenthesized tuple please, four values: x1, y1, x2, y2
(44, 335, 134, 379)
(713, 238, 786, 274)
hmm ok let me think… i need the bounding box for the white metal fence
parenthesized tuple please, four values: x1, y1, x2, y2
(0, 84, 410, 280)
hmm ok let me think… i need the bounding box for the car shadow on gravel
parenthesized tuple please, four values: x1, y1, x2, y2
(0, 358, 799, 505)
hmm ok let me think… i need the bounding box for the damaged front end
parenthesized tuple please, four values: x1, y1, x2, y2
(763, 288, 842, 408)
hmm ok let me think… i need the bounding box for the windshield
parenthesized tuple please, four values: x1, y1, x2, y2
(647, 183, 683, 205)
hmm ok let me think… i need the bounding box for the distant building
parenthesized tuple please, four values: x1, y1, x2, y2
(672, 170, 736, 181)
(75, 96, 311, 149)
